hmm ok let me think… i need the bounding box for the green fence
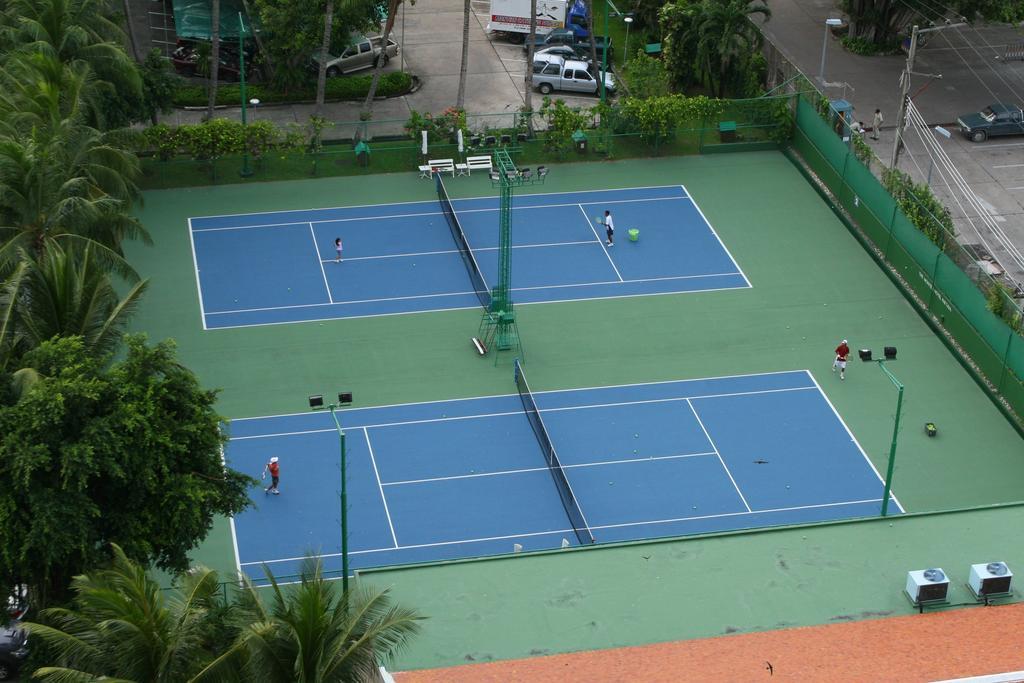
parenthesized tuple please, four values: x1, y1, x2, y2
(791, 95, 1024, 429)
(137, 97, 791, 190)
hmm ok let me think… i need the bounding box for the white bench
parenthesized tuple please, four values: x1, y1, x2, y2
(456, 155, 493, 176)
(418, 158, 456, 178)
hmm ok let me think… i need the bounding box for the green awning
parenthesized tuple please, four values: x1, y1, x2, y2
(172, 0, 260, 41)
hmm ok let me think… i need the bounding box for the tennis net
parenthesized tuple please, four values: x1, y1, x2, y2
(514, 359, 596, 545)
(436, 174, 490, 309)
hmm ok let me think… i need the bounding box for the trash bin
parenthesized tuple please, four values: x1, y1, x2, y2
(572, 129, 588, 154)
(354, 141, 371, 167)
(718, 121, 736, 143)
(628, 228, 640, 242)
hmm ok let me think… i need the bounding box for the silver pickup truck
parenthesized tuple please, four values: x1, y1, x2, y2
(313, 35, 400, 76)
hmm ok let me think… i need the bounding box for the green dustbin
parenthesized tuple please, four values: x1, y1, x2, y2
(628, 228, 639, 242)
(718, 121, 737, 143)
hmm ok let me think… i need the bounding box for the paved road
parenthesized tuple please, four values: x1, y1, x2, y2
(756, 0, 1024, 290)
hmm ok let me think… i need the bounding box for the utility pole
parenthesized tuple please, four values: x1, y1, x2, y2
(890, 22, 964, 169)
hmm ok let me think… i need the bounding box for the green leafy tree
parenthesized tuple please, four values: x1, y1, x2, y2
(253, 0, 380, 93)
(0, 52, 147, 278)
(693, 0, 769, 97)
(622, 52, 672, 99)
(199, 557, 424, 682)
(140, 48, 183, 126)
(659, 0, 700, 90)
(0, 244, 147, 371)
(0, 335, 254, 607)
(1, 0, 145, 129)
(23, 545, 230, 682)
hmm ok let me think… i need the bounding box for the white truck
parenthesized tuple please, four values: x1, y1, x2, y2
(487, 0, 589, 44)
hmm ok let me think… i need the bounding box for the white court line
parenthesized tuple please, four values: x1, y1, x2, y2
(192, 183, 688, 221)
(364, 429, 398, 548)
(310, 223, 334, 304)
(1008, 186, 1024, 191)
(229, 386, 816, 441)
(686, 398, 752, 512)
(806, 370, 905, 514)
(187, 218, 210, 330)
(240, 497, 885, 566)
(206, 288, 479, 316)
(221, 446, 243, 579)
(204, 270, 743, 317)
(315, 239, 597, 264)
(192, 196, 687, 233)
(993, 163, 1024, 169)
(230, 368, 810, 423)
(681, 183, 753, 289)
(204, 282, 752, 330)
(383, 451, 719, 487)
(579, 205, 624, 281)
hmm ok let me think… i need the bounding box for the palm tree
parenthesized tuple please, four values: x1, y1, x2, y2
(21, 544, 227, 682)
(694, 0, 769, 97)
(2, 0, 143, 129)
(456, 0, 471, 109)
(316, 0, 335, 113)
(361, 0, 403, 118)
(0, 244, 148, 367)
(0, 53, 148, 279)
(207, 0, 221, 120)
(198, 557, 424, 681)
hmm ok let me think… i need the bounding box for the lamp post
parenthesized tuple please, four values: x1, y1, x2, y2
(309, 392, 354, 593)
(623, 16, 633, 64)
(238, 12, 253, 177)
(818, 18, 843, 84)
(860, 346, 902, 517)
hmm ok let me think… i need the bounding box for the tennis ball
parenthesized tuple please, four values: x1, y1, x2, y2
(609, 481, 614, 486)
(692, 505, 697, 510)
(786, 485, 790, 489)
(634, 433, 639, 438)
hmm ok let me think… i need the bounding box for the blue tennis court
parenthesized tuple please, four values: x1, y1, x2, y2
(226, 369, 902, 581)
(189, 185, 749, 329)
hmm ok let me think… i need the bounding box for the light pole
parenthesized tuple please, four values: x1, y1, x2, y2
(818, 18, 843, 84)
(623, 16, 633, 64)
(238, 12, 253, 177)
(859, 346, 901, 517)
(309, 391, 353, 592)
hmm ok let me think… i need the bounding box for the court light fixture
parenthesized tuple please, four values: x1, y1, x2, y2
(306, 391, 354, 593)
(861, 346, 902, 516)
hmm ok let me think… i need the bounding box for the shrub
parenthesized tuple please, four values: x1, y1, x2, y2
(171, 72, 413, 107)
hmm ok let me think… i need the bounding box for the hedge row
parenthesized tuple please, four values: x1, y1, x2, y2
(172, 71, 413, 107)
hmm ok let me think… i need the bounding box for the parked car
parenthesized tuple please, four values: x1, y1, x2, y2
(171, 41, 254, 81)
(0, 625, 28, 681)
(523, 27, 612, 64)
(533, 55, 614, 95)
(957, 103, 1024, 142)
(312, 35, 400, 76)
(534, 44, 591, 64)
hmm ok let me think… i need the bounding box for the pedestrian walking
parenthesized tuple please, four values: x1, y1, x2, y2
(335, 237, 343, 263)
(602, 210, 615, 247)
(871, 109, 883, 140)
(833, 339, 850, 380)
(263, 456, 281, 494)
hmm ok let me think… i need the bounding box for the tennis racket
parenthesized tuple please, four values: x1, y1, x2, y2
(594, 216, 606, 226)
(262, 468, 267, 480)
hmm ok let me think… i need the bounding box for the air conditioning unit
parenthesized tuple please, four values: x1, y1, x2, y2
(968, 562, 1012, 597)
(906, 568, 949, 605)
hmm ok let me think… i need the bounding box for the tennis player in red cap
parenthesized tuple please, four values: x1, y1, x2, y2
(833, 339, 850, 380)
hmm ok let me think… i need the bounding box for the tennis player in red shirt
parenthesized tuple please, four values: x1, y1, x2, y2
(263, 456, 281, 495)
(833, 339, 850, 380)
